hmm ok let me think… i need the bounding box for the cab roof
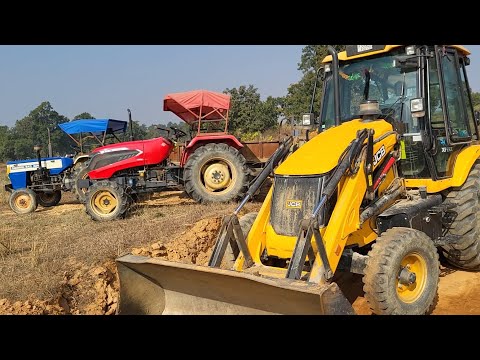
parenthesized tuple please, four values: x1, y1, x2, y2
(322, 45, 471, 63)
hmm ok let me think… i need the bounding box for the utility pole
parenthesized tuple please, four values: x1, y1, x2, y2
(47, 127, 53, 157)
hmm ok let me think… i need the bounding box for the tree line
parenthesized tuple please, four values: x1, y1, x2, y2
(1, 45, 480, 161)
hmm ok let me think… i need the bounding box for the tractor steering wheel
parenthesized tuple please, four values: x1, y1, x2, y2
(169, 126, 187, 139)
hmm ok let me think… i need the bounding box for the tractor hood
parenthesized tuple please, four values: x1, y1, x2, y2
(275, 119, 394, 176)
(92, 137, 172, 154)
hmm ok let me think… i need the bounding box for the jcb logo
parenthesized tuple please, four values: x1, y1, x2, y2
(286, 200, 303, 209)
(373, 145, 386, 166)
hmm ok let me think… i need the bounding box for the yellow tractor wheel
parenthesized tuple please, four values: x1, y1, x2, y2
(85, 181, 129, 221)
(9, 188, 38, 214)
(363, 227, 439, 315)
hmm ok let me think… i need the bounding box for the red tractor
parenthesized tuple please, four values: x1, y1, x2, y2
(79, 90, 253, 221)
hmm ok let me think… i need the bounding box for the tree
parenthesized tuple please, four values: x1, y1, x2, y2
(10, 101, 72, 159)
(471, 91, 480, 111)
(0, 125, 14, 161)
(73, 112, 95, 120)
(126, 120, 148, 140)
(224, 85, 280, 134)
(282, 45, 346, 122)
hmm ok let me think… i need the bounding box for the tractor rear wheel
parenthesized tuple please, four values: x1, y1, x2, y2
(221, 212, 258, 269)
(363, 227, 439, 315)
(442, 162, 480, 269)
(184, 143, 248, 203)
(73, 166, 90, 203)
(37, 190, 62, 207)
(9, 188, 38, 214)
(85, 181, 129, 221)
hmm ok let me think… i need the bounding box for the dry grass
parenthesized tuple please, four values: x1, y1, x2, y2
(0, 163, 8, 206)
(0, 165, 263, 302)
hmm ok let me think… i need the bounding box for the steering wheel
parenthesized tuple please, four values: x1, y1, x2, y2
(169, 126, 187, 138)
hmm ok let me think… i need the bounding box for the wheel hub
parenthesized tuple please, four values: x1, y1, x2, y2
(203, 162, 231, 190)
(398, 267, 417, 286)
(15, 195, 31, 209)
(396, 252, 427, 303)
(92, 190, 118, 214)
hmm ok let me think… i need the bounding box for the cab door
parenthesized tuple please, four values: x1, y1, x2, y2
(427, 46, 478, 179)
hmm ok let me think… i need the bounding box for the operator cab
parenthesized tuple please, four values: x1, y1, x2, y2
(320, 45, 478, 182)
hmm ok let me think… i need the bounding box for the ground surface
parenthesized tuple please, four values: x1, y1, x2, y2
(1, 168, 480, 315)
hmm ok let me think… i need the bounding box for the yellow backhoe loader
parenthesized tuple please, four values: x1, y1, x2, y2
(116, 45, 480, 315)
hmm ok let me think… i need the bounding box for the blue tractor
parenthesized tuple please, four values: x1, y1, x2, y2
(4, 118, 128, 214)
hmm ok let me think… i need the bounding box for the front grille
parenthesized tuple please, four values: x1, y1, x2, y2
(88, 150, 139, 170)
(270, 175, 324, 236)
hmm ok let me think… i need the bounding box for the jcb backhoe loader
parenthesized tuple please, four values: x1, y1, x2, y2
(116, 45, 480, 315)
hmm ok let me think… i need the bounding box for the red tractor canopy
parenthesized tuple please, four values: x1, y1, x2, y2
(163, 90, 231, 134)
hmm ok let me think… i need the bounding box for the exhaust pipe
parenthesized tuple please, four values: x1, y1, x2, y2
(127, 109, 134, 141)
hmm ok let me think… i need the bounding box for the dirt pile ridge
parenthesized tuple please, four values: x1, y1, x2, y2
(131, 217, 222, 266)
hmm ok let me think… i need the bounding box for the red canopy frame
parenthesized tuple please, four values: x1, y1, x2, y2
(163, 90, 231, 135)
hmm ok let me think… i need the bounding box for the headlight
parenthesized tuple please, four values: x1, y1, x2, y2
(302, 113, 313, 126)
(6, 165, 10, 175)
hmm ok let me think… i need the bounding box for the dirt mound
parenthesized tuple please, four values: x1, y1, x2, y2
(131, 217, 222, 266)
(59, 259, 119, 315)
(0, 259, 119, 315)
(0, 299, 64, 315)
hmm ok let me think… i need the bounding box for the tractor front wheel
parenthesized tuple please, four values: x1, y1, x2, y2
(363, 227, 439, 315)
(9, 188, 38, 214)
(36, 190, 62, 207)
(85, 181, 129, 221)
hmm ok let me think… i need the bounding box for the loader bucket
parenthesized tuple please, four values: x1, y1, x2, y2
(116, 254, 355, 315)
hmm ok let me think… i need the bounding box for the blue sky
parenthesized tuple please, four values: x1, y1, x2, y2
(1, 45, 480, 127)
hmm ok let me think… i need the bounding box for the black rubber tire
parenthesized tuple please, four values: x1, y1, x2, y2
(221, 212, 258, 269)
(36, 190, 62, 207)
(73, 166, 90, 203)
(85, 181, 129, 221)
(9, 188, 38, 214)
(183, 143, 248, 203)
(363, 227, 440, 315)
(442, 162, 480, 269)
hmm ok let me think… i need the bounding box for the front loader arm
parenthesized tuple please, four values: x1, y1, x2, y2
(309, 130, 398, 282)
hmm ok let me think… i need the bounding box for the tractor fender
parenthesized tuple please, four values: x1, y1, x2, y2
(180, 135, 243, 167)
(73, 154, 91, 169)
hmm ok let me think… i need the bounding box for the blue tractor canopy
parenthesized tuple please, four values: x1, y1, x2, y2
(58, 119, 128, 153)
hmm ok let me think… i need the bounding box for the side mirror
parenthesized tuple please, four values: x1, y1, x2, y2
(394, 55, 418, 70)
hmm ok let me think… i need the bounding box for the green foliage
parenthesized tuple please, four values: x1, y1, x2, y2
(73, 112, 95, 120)
(0, 126, 14, 161)
(0, 103, 102, 161)
(471, 91, 480, 111)
(282, 45, 346, 122)
(7, 102, 72, 159)
(224, 85, 281, 135)
(126, 120, 148, 140)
